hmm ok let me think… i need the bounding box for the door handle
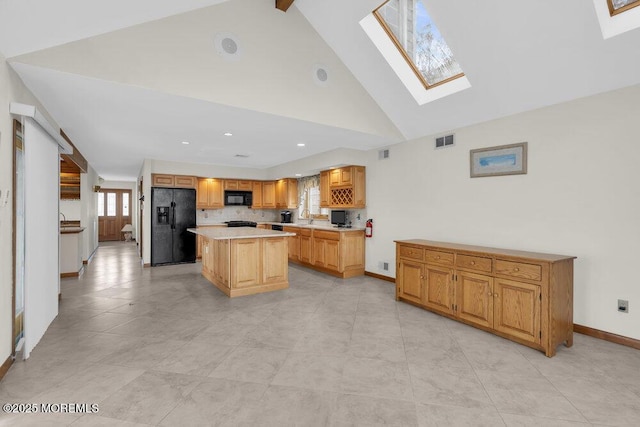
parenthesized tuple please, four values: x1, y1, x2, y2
(171, 201, 176, 229)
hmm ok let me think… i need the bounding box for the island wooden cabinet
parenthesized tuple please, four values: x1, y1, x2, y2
(152, 174, 196, 188)
(197, 229, 290, 297)
(396, 240, 575, 357)
(196, 178, 224, 209)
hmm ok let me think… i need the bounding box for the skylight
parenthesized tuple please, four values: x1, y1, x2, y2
(608, 0, 640, 16)
(373, 0, 464, 89)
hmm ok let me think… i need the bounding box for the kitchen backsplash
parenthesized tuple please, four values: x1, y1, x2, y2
(197, 207, 369, 227)
(197, 207, 279, 224)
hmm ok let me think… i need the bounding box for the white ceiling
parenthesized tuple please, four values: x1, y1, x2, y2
(3, 0, 640, 180)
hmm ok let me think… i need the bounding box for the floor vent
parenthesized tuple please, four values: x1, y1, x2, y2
(378, 149, 390, 160)
(435, 134, 455, 149)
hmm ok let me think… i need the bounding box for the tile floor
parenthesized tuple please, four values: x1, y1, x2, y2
(1, 241, 639, 426)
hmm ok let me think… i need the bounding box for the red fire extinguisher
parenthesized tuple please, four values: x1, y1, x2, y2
(365, 219, 373, 238)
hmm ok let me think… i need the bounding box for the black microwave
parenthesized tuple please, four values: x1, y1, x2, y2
(224, 191, 252, 206)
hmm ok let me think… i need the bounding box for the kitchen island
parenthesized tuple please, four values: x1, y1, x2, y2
(188, 227, 295, 297)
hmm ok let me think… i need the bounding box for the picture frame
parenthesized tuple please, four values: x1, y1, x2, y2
(470, 142, 527, 178)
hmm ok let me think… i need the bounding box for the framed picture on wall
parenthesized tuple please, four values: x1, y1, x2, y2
(470, 142, 528, 178)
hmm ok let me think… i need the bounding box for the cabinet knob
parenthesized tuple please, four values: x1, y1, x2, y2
(420, 275, 424, 279)
(436, 256, 440, 259)
(488, 292, 492, 296)
(494, 293, 499, 297)
(471, 261, 475, 265)
(514, 267, 520, 272)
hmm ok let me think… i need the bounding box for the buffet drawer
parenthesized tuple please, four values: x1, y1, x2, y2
(495, 259, 542, 282)
(456, 254, 492, 273)
(399, 245, 424, 261)
(425, 250, 454, 266)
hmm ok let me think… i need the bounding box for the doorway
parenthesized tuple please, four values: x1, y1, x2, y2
(98, 189, 132, 241)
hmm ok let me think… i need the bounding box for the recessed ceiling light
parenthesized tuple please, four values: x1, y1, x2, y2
(297, 143, 305, 147)
(181, 141, 190, 145)
(295, 173, 302, 177)
(224, 132, 233, 137)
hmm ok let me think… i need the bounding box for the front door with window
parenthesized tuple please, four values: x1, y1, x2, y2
(98, 189, 131, 241)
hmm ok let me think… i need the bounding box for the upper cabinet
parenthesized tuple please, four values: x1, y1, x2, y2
(152, 174, 196, 189)
(319, 170, 330, 208)
(196, 178, 224, 209)
(251, 181, 263, 208)
(276, 178, 298, 209)
(320, 166, 366, 208)
(224, 180, 252, 191)
(262, 181, 276, 208)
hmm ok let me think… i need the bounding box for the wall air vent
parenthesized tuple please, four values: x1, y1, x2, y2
(234, 154, 250, 158)
(435, 134, 455, 149)
(378, 149, 390, 160)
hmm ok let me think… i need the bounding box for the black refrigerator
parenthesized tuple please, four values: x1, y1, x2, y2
(151, 187, 196, 266)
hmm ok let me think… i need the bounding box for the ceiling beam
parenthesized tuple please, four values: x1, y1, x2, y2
(275, 0, 295, 12)
(60, 129, 88, 173)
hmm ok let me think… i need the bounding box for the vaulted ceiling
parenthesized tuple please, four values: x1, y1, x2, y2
(2, 0, 640, 180)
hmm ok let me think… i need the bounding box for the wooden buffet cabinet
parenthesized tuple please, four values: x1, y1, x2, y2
(395, 240, 575, 357)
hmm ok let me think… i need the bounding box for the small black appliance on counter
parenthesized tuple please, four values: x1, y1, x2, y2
(280, 211, 292, 223)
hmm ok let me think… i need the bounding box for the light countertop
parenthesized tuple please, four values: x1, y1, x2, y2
(196, 222, 365, 232)
(60, 227, 85, 234)
(188, 227, 295, 240)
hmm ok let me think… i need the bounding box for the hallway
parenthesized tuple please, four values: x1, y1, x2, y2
(0, 242, 639, 426)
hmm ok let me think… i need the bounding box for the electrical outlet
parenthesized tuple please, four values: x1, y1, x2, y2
(618, 299, 629, 313)
(383, 262, 389, 271)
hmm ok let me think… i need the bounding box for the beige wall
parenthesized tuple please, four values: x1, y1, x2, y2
(364, 84, 640, 340)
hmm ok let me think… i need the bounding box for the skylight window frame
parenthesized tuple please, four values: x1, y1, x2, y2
(607, 0, 640, 16)
(372, 0, 465, 91)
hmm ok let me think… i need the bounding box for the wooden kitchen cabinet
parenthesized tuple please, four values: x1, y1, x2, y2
(395, 240, 575, 357)
(152, 174, 196, 188)
(319, 170, 330, 208)
(276, 178, 298, 209)
(262, 181, 276, 208)
(224, 180, 252, 191)
(283, 226, 299, 261)
(289, 228, 363, 278)
(251, 181, 263, 208)
(319, 166, 366, 208)
(196, 178, 224, 209)
(299, 229, 312, 264)
(196, 225, 226, 258)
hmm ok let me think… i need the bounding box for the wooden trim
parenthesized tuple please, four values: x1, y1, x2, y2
(60, 272, 80, 278)
(372, 2, 465, 91)
(0, 356, 13, 381)
(11, 119, 22, 357)
(58, 293, 62, 301)
(275, 0, 295, 12)
(59, 129, 88, 172)
(574, 323, 640, 351)
(607, 0, 640, 16)
(143, 263, 151, 268)
(83, 245, 99, 265)
(365, 271, 395, 283)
